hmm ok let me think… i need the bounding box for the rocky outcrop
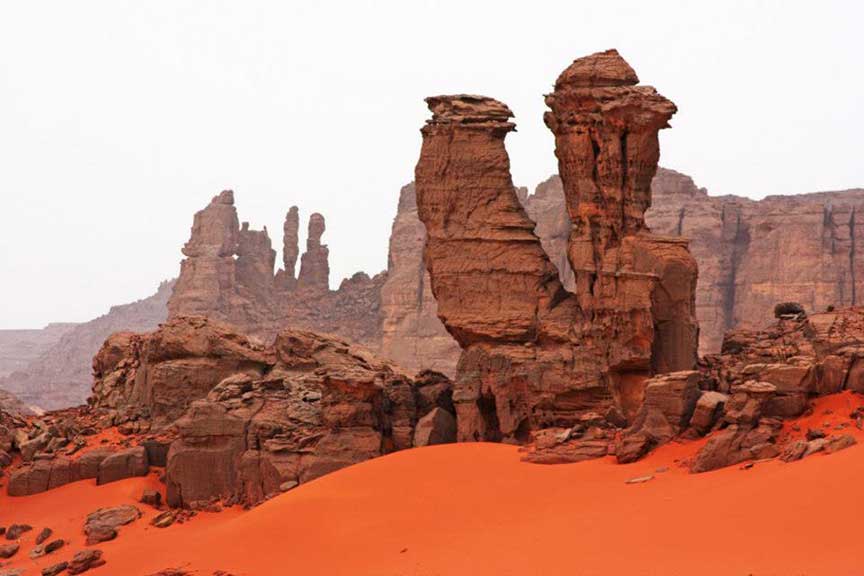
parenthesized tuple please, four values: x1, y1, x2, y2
(275, 206, 300, 291)
(647, 170, 864, 354)
(168, 191, 268, 329)
(618, 371, 701, 455)
(543, 50, 700, 377)
(414, 51, 698, 442)
(685, 306, 864, 472)
(380, 167, 864, 369)
(91, 316, 274, 425)
(89, 316, 453, 508)
(0, 280, 174, 410)
(3, 317, 454, 505)
(167, 193, 385, 351)
(378, 184, 461, 376)
(6, 167, 861, 412)
(166, 328, 409, 508)
(2, 406, 160, 497)
(703, 306, 864, 402)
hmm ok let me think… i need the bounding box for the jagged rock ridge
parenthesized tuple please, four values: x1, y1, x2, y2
(167, 191, 385, 349)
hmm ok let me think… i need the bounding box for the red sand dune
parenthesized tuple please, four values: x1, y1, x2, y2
(3, 392, 864, 576)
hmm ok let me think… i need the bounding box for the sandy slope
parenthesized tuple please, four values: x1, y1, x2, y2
(2, 392, 864, 576)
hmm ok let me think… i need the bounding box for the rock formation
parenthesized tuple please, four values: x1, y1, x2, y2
(413, 50, 699, 442)
(0, 323, 77, 378)
(275, 205, 300, 291)
(167, 193, 384, 351)
(543, 50, 699, 376)
(682, 305, 864, 472)
(90, 316, 275, 425)
(514, 169, 864, 355)
(89, 317, 451, 503)
(0, 280, 174, 410)
(647, 169, 864, 354)
(378, 183, 461, 376)
(168, 191, 267, 329)
(5, 165, 862, 412)
(3, 316, 455, 508)
(381, 169, 864, 370)
(296, 213, 330, 293)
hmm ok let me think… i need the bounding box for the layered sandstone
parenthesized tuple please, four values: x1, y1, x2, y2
(378, 183, 461, 376)
(647, 169, 864, 353)
(379, 173, 864, 379)
(0, 281, 174, 410)
(685, 306, 864, 471)
(1, 316, 454, 507)
(0, 323, 77, 378)
(413, 50, 699, 442)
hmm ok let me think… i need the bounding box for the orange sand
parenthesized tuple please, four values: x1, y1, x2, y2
(3, 392, 864, 576)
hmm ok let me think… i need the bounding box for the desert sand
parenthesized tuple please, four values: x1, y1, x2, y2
(2, 392, 863, 576)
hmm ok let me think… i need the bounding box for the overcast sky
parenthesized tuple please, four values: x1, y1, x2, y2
(1, 1, 862, 329)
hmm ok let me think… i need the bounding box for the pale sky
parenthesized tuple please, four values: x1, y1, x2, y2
(1, 1, 862, 329)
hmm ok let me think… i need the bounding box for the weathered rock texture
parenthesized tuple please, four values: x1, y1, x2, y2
(88, 316, 452, 508)
(413, 50, 699, 442)
(517, 169, 864, 355)
(704, 306, 864, 401)
(681, 306, 864, 472)
(90, 316, 275, 426)
(6, 168, 861, 411)
(3, 316, 454, 506)
(378, 183, 462, 376)
(382, 170, 864, 371)
(0, 323, 77, 378)
(647, 169, 864, 354)
(167, 193, 385, 351)
(543, 51, 699, 376)
(0, 281, 174, 410)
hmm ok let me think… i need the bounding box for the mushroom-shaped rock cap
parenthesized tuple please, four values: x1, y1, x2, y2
(424, 95, 514, 130)
(555, 49, 639, 89)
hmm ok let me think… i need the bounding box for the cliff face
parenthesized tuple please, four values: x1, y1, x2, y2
(413, 51, 699, 442)
(647, 170, 864, 354)
(0, 323, 78, 378)
(0, 280, 175, 410)
(378, 184, 462, 376)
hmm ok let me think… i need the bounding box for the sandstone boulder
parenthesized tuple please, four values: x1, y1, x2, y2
(413, 408, 457, 447)
(84, 505, 141, 545)
(67, 549, 105, 574)
(691, 418, 783, 473)
(96, 446, 148, 485)
(689, 391, 728, 434)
